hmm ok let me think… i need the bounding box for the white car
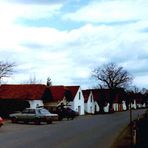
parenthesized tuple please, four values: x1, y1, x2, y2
(9, 108, 59, 124)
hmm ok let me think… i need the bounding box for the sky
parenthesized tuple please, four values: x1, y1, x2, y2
(0, 0, 148, 89)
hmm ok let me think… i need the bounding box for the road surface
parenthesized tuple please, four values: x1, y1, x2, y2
(0, 109, 146, 148)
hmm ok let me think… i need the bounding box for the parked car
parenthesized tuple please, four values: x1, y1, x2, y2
(9, 108, 58, 124)
(58, 107, 78, 120)
(0, 117, 4, 127)
(49, 106, 78, 120)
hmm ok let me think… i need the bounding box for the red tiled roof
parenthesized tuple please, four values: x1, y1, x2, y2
(114, 94, 120, 103)
(88, 89, 110, 101)
(65, 86, 80, 100)
(134, 93, 143, 103)
(0, 84, 47, 100)
(89, 89, 99, 101)
(82, 90, 91, 103)
(48, 86, 65, 101)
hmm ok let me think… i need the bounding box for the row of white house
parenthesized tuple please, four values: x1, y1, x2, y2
(0, 84, 146, 116)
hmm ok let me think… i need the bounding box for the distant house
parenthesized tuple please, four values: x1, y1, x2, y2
(90, 89, 110, 113)
(113, 94, 127, 112)
(100, 89, 110, 113)
(127, 93, 141, 109)
(0, 84, 51, 116)
(131, 99, 137, 109)
(66, 86, 85, 115)
(90, 89, 100, 113)
(82, 90, 95, 114)
(134, 93, 146, 109)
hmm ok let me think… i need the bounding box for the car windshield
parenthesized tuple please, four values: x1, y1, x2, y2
(22, 109, 29, 114)
(38, 109, 49, 114)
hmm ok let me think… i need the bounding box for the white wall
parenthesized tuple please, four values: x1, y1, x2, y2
(85, 92, 95, 114)
(104, 103, 109, 112)
(122, 101, 127, 110)
(94, 101, 100, 113)
(113, 103, 118, 111)
(28, 100, 44, 108)
(69, 87, 85, 115)
(131, 100, 137, 109)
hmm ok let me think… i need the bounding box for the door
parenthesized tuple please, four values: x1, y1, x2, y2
(78, 106, 81, 115)
(90, 106, 92, 114)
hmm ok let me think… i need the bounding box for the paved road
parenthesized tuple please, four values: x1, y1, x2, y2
(0, 109, 146, 148)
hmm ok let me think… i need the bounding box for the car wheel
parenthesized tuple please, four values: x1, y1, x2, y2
(58, 116, 63, 121)
(47, 120, 52, 124)
(34, 119, 40, 125)
(24, 120, 28, 124)
(11, 117, 17, 123)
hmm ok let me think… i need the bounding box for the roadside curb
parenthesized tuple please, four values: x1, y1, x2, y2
(111, 125, 131, 148)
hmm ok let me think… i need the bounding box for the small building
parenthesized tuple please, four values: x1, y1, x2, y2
(66, 86, 85, 115)
(82, 90, 95, 114)
(0, 84, 51, 116)
(113, 94, 127, 112)
(89, 89, 100, 114)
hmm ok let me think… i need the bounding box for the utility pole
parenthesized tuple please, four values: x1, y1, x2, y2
(129, 99, 133, 147)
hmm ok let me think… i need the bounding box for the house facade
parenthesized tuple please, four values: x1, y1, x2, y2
(113, 93, 127, 112)
(66, 86, 85, 115)
(0, 84, 51, 116)
(82, 90, 95, 114)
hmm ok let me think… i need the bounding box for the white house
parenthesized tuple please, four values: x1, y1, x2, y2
(91, 89, 100, 113)
(82, 90, 95, 114)
(130, 93, 145, 109)
(131, 99, 137, 109)
(66, 86, 85, 115)
(113, 94, 127, 112)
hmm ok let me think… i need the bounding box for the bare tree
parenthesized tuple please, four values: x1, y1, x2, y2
(0, 61, 16, 84)
(22, 75, 42, 84)
(131, 85, 140, 93)
(92, 62, 133, 89)
(46, 77, 52, 86)
(92, 62, 133, 112)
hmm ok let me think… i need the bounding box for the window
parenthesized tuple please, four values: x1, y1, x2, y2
(29, 109, 35, 114)
(91, 95, 93, 102)
(79, 92, 81, 100)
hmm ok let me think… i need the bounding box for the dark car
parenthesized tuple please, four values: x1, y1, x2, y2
(9, 108, 58, 124)
(53, 107, 78, 120)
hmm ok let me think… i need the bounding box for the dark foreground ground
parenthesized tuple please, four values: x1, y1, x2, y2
(112, 109, 148, 148)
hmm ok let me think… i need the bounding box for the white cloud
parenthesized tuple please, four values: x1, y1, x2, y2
(0, 1, 62, 25)
(1, 21, 148, 88)
(63, 0, 148, 23)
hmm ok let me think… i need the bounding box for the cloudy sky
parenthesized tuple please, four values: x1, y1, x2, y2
(0, 0, 148, 89)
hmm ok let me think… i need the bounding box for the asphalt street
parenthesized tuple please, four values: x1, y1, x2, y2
(0, 109, 146, 148)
